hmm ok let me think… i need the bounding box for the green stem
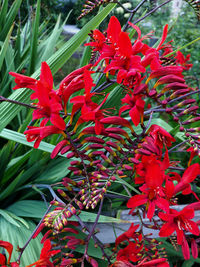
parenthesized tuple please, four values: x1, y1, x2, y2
(165, 36, 200, 57)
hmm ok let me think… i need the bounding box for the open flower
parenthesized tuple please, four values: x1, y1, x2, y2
(159, 207, 200, 245)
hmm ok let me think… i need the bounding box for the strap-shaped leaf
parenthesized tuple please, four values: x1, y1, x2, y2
(0, 3, 116, 133)
(0, 0, 23, 40)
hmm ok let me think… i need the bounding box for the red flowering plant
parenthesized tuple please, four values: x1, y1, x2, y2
(1, 0, 200, 266)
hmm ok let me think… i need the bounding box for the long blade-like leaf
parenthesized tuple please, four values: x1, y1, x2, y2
(28, 0, 40, 75)
(0, 0, 22, 40)
(0, 3, 116, 132)
(0, 24, 14, 70)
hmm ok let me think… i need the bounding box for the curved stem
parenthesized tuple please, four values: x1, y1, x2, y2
(17, 204, 52, 264)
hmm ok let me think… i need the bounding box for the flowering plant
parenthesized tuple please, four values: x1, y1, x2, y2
(1, 0, 200, 266)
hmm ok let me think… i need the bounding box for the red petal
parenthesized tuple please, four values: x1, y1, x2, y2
(182, 163, 200, 184)
(191, 238, 198, 259)
(40, 62, 53, 90)
(101, 116, 134, 132)
(159, 222, 175, 237)
(118, 32, 132, 58)
(0, 241, 13, 264)
(107, 16, 121, 44)
(127, 194, 147, 209)
(157, 24, 168, 50)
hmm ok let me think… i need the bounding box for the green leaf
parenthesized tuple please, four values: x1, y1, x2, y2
(0, 209, 20, 227)
(0, 170, 24, 200)
(0, 24, 14, 70)
(7, 200, 48, 218)
(37, 14, 70, 67)
(0, 128, 61, 155)
(182, 260, 194, 267)
(0, 3, 116, 132)
(2, 151, 31, 184)
(70, 210, 131, 224)
(0, 0, 8, 33)
(0, 0, 22, 41)
(0, 216, 42, 266)
(28, 0, 40, 75)
(4, 210, 29, 228)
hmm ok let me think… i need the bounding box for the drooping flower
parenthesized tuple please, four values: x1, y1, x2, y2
(26, 239, 60, 267)
(24, 125, 65, 149)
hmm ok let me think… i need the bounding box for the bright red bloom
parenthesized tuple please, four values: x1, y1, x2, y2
(175, 51, 193, 70)
(26, 239, 60, 267)
(74, 93, 109, 135)
(70, 69, 95, 123)
(9, 72, 37, 90)
(149, 125, 176, 149)
(119, 94, 145, 126)
(127, 155, 169, 220)
(159, 207, 200, 245)
(33, 81, 65, 130)
(24, 125, 64, 149)
(174, 163, 200, 196)
(115, 223, 140, 247)
(116, 241, 143, 263)
(58, 64, 92, 113)
(0, 241, 19, 266)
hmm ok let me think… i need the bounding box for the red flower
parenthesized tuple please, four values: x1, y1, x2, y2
(175, 51, 193, 70)
(115, 223, 140, 247)
(9, 72, 37, 90)
(24, 125, 64, 149)
(58, 64, 92, 113)
(26, 239, 60, 267)
(116, 241, 143, 263)
(74, 93, 109, 135)
(70, 69, 95, 123)
(127, 156, 169, 220)
(149, 125, 176, 149)
(32, 81, 65, 130)
(174, 163, 200, 196)
(159, 207, 200, 245)
(0, 240, 19, 266)
(119, 94, 145, 126)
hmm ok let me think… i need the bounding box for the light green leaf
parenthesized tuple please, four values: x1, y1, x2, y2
(0, 0, 22, 41)
(0, 217, 42, 266)
(71, 210, 131, 224)
(0, 209, 20, 227)
(0, 24, 14, 70)
(4, 210, 29, 228)
(7, 200, 49, 218)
